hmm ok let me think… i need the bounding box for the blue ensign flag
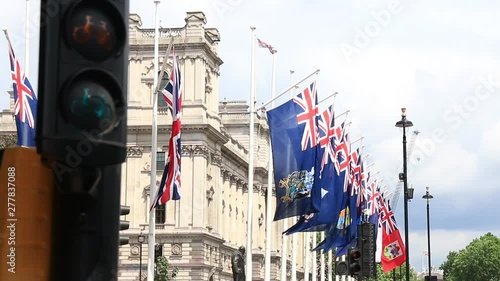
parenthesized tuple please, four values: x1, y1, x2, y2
(6, 36, 37, 147)
(267, 81, 322, 221)
(284, 108, 348, 234)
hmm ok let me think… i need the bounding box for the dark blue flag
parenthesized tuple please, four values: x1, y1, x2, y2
(6, 35, 37, 147)
(313, 132, 354, 252)
(267, 81, 321, 221)
(284, 109, 348, 234)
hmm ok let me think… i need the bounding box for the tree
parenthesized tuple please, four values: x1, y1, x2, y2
(366, 263, 418, 281)
(155, 256, 178, 281)
(449, 232, 500, 281)
(439, 251, 458, 280)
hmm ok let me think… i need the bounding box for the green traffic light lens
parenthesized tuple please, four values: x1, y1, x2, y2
(62, 69, 124, 134)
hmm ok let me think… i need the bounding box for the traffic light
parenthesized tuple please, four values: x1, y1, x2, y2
(38, 1, 129, 280)
(348, 246, 362, 277)
(359, 222, 376, 278)
(120, 205, 130, 246)
(37, 0, 129, 166)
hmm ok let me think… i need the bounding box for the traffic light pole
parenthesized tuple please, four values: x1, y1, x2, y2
(51, 165, 122, 281)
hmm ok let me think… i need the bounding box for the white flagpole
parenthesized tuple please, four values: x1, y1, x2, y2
(24, 0, 29, 77)
(264, 49, 276, 281)
(246, 26, 257, 281)
(281, 219, 288, 280)
(147, 1, 161, 281)
(281, 70, 294, 281)
(312, 233, 317, 281)
(304, 232, 310, 281)
(290, 70, 298, 281)
(328, 249, 333, 281)
(320, 232, 325, 281)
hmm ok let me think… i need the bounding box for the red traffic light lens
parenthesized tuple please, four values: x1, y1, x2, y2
(351, 251, 360, 259)
(65, 1, 125, 62)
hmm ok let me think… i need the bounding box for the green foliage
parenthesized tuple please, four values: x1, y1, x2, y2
(155, 256, 178, 281)
(365, 263, 417, 281)
(439, 251, 457, 280)
(448, 232, 500, 281)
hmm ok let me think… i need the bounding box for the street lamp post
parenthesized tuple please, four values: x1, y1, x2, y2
(138, 233, 146, 281)
(422, 187, 434, 278)
(395, 108, 413, 281)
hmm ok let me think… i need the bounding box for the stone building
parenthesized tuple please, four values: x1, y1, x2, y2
(0, 11, 312, 281)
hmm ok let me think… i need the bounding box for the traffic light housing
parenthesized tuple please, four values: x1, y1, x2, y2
(120, 205, 130, 246)
(359, 222, 377, 278)
(348, 246, 362, 277)
(37, 0, 129, 166)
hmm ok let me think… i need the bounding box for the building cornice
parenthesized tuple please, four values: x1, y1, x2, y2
(128, 123, 229, 145)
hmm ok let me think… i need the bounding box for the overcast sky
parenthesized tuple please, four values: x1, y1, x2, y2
(1, 0, 499, 272)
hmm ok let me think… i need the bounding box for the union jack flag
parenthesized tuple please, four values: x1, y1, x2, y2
(317, 105, 336, 175)
(257, 38, 277, 54)
(151, 48, 182, 210)
(293, 82, 319, 150)
(5, 32, 37, 147)
(379, 196, 399, 234)
(365, 179, 381, 216)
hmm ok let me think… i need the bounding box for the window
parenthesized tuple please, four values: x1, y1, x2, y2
(156, 152, 165, 170)
(157, 71, 169, 107)
(155, 204, 166, 224)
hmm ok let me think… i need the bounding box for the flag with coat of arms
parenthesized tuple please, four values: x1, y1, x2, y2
(266, 81, 322, 221)
(379, 193, 406, 272)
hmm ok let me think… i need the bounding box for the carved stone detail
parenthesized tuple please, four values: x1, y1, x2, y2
(253, 184, 262, 193)
(206, 187, 214, 201)
(171, 243, 182, 256)
(130, 245, 140, 256)
(0, 134, 17, 149)
(211, 152, 222, 167)
(127, 146, 144, 158)
(193, 145, 209, 157)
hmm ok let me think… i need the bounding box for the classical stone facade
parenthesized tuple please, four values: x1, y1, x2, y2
(0, 11, 311, 281)
(120, 11, 309, 281)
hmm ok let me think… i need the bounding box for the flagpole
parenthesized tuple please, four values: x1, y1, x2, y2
(257, 69, 320, 111)
(328, 249, 333, 281)
(312, 233, 317, 281)
(304, 232, 310, 281)
(24, 0, 30, 77)
(147, 1, 160, 281)
(281, 69, 294, 281)
(264, 48, 276, 281)
(289, 69, 298, 281)
(320, 232, 325, 281)
(246, 26, 257, 281)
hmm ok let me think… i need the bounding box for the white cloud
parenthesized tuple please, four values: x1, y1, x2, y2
(411, 141, 478, 195)
(407, 229, 500, 272)
(480, 120, 500, 162)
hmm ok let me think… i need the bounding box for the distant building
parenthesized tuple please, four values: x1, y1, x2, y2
(416, 268, 444, 281)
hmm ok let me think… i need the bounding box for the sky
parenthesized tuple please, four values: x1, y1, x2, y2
(1, 0, 500, 273)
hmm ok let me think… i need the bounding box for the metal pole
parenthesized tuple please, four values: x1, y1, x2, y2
(402, 122, 410, 281)
(393, 269, 396, 281)
(147, 1, 160, 281)
(246, 26, 257, 281)
(426, 194, 431, 278)
(139, 242, 143, 281)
